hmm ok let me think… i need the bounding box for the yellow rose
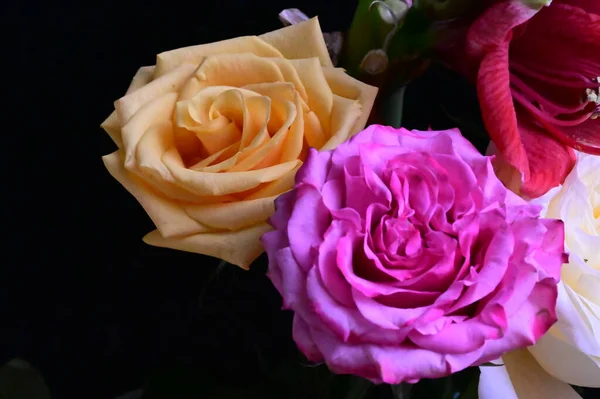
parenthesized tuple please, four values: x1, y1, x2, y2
(101, 18, 378, 268)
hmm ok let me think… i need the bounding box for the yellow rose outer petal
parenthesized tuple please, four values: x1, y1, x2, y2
(143, 223, 273, 269)
(244, 164, 301, 200)
(103, 151, 211, 238)
(121, 92, 178, 169)
(321, 95, 362, 151)
(126, 66, 156, 94)
(323, 67, 378, 138)
(101, 112, 123, 148)
(259, 17, 333, 68)
(178, 54, 285, 101)
(162, 147, 301, 196)
(115, 63, 196, 125)
(154, 36, 284, 78)
(503, 350, 582, 399)
(289, 58, 333, 134)
(184, 195, 277, 231)
(101, 66, 157, 147)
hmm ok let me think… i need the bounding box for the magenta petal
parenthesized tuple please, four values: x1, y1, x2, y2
(287, 186, 330, 267)
(408, 317, 500, 354)
(353, 288, 434, 330)
(450, 224, 514, 312)
(480, 280, 558, 360)
(317, 222, 355, 307)
(295, 148, 333, 189)
(293, 316, 323, 362)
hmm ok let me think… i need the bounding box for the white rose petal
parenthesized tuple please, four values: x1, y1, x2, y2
(530, 151, 600, 387)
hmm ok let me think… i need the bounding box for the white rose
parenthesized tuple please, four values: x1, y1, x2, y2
(528, 151, 600, 387)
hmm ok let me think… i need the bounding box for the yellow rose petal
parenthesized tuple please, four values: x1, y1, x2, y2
(279, 93, 305, 163)
(101, 66, 157, 148)
(321, 95, 362, 151)
(121, 92, 178, 169)
(267, 58, 308, 101)
(229, 99, 297, 172)
(323, 67, 378, 138)
(242, 82, 297, 132)
(289, 58, 333, 134)
(189, 141, 240, 170)
(244, 164, 301, 200)
(259, 17, 333, 68)
(155, 36, 283, 77)
(304, 110, 327, 150)
(162, 146, 301, 196)
(134, 121, 201, 202)
(184, 196, 277, 231)
(116, 63, 196, 125)
(101, 112, 123, 148)
(103, 151, 210, 237)
(126, 66, 156, 94)
(143, 223, 273, 269)
(178, 54, 285, 101)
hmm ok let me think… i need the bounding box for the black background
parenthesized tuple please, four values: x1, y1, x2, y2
(3, 1, 357, 398)
(4, 1, 599, 398)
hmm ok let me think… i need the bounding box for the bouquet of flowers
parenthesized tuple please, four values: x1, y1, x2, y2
(99, 0, 599, 397)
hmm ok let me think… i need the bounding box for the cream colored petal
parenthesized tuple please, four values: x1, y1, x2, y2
(143, 223, 272, 269)
(162, 146, 301, 196)
(502, 349, 582, 399)
(115, 63, 196, 125)
(155, 36, 283, 77)
(178, 54, 285, 101)
(321, 95, 362, 151)
(126, 66, 156, 94)
(322, 67, 378, 137)
(529, 332, 600, 388)
(478, 363, 518, 399)
(184, 195, 277, 231)
(259, 17, 332, 67)
(103, 151, 210, 238)
(121, 92, 178, 168)
(101, 111, 123, 148)
(289, 58, 333, 133)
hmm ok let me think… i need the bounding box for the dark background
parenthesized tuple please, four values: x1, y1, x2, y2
(4, 1, 599, 398)
(3, 1, 357, 398)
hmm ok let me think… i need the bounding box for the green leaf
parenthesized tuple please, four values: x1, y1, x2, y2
(386, 7, 435, 60)
(0, 359, 51, 399)
(344, 0, 395, 76)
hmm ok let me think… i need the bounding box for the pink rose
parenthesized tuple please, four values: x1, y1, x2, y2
(261, 125, 567, 384)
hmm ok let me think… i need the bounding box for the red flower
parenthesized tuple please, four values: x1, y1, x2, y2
(464, 0, 600, 197)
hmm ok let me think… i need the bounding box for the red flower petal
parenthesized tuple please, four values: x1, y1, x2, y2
(477, 39, 529, 181)
(517, 112, 577, 198)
